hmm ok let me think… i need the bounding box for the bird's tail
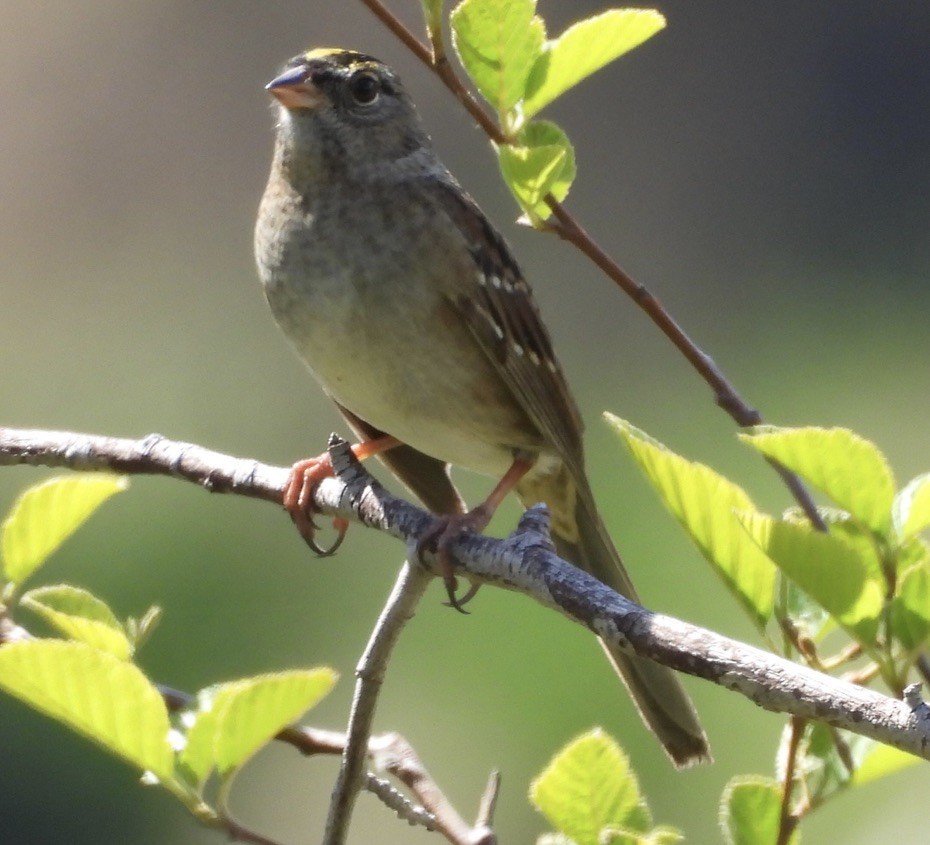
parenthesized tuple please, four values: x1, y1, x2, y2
(520, 472, 711, 767)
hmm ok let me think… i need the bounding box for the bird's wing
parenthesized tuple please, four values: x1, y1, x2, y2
(432, 179, 587, 479)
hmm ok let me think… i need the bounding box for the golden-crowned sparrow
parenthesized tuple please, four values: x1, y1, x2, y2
(255, 48, 709, 767)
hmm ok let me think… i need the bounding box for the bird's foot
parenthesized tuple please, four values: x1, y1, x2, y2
(417, 504, 493, 613)
(284, 434, 400, 556)
(284, 454, 348, 556)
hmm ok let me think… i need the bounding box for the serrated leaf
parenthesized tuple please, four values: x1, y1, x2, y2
(850, 742, 920, 787)
(212, 669, 336, 780)
(1, 474, 128, 587)
(642, 829, 682, 845)
(738, 512, 883, 645)
(176, 688, 223, 789)
(741, 427, 894, 537)
(451, 0, 545, 116)
(537, 835, 577, 845)
(497, 120, 576, 222)
(802, 511, 883, 582)
(890, 564, 930, 650)
(782, 580, 834, 643)
(720, 776, 798, 845)
(497, 141, 568, 223)
(893, 473, 930, 541)
(607, 416, 776, 631)
(530, 729, 649, 845)
(898, 537, 930, 570)
(21, 585, 132, 660)
(602, 827, 682, 845)
(524, 121, 576, 212)
(523, 9, 665, 119)
(0, 640, 173, 780)
(599, 830, 643, 845)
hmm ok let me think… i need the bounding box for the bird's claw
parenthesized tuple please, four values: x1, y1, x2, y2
(442, 581, 481, 611)
(418, 509, 490, 613)
(284, 455, 348, 556)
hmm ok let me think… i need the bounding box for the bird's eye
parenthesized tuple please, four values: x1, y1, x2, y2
(348, 71, 380, 106)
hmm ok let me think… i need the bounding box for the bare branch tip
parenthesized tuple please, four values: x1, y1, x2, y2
(475, 768, 501, 829)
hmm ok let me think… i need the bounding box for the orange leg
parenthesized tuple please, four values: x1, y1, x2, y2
(419, 455, 535, 612)
(285, 435, 400, 555)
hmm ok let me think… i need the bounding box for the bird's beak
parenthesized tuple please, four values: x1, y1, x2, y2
(265, 65, 325, 110)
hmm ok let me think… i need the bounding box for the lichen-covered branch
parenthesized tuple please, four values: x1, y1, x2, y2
(2, 426, 929, 760)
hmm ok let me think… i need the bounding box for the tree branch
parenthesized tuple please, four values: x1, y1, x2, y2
(2, 425, 929, 760)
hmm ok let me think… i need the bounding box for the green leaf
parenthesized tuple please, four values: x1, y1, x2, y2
(851, 742, 920, 787)
(899, 536, 930, 569)
(497, 120, 575, 222)
(720, 776, 798, 845)
(21, 585, 132, 660)
(738, 511, 883, 645)
(176, 689, 223, 790)
(419, 0, 444, 37)
(782, 580, 834, 643)
(451, 0, 545, 116)
(893, 473, 930, 541)
(126, 605, 162, 650)
(607, 416, 776, 631)
(0, 640, 173, 781)
(641, 828, 683, 845)
(497, 142, 565, 222)
(741, 427, 895, 537)
(600, 831, 645, 845)
(890, 563, 930, 650)
(789, 509, 883, 583)
(211, 669, 336, 781)
(1, 474, 128, 588)
(530, 729, 649, 845)
(536, 835, 576, 845)
(523, 9, 666, 119)
(602, 827, 682, 845)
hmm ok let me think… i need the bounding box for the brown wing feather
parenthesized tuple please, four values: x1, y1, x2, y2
(431, 179, 586, 478)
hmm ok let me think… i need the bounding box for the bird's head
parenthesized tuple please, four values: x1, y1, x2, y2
(266, 49, 431, 175)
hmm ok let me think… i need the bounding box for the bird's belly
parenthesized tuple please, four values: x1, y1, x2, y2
(265, 272, 539, 477)
(319, 343, 519, 476)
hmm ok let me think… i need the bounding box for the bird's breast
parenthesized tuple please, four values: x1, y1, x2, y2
(255, 186, 545, 476)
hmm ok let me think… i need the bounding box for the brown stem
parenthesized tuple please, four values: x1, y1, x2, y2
(776, 716, 805, 845)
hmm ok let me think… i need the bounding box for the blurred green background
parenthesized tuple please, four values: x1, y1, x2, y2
(2, 2, 929, 842)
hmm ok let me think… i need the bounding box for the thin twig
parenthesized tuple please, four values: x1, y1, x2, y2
(365, 773, 436, 829)
(776, 717, 805, 845)
(356, 0, 826, 530)
(820, 642, 863, 672)
(475, 770, 501, 831)
(369, 732, 496, 844)
(216, 816, 285, 845)
(323, 560, 433, 845)
(162, 686, 495, 843)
